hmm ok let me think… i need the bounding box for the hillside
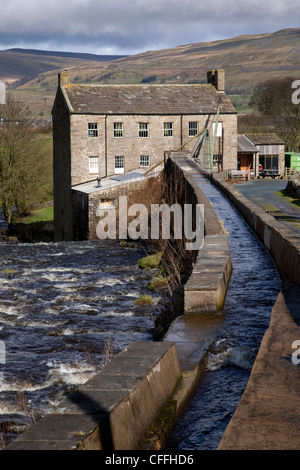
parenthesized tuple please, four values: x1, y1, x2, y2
(2, 28, 300, 119)
(0, 49, 126, 82)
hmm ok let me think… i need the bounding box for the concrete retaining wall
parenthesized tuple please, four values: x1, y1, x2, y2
(167, 154, 232, 313)
(5, 342, 181, 450)
(211, 176, 300, 287)
(210, 175, 300, 450)
(218, 281, 300, 450)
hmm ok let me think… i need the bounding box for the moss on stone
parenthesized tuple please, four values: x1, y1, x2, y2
(149, 275, 169, 290)
(137, 252, 163, 270)
(134, 294, 154, 306)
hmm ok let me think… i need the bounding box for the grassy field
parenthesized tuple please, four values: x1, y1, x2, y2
(19, 205, 54, 224)
(276, 189, 300, 208)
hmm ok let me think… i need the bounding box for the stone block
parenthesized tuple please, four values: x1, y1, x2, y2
(5, 341, 181, 451)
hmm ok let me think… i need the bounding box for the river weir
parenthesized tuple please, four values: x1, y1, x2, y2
(165, 175, 282, 450)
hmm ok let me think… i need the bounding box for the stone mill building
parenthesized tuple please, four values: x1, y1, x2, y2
(52, 69, 238, 241)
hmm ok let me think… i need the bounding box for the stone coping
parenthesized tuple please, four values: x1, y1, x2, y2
(209, 175, 300, 449)
(211, 175, 300, 288)
(218, 281, 300, 450)
(168, 154, 232, 313)
(5, 342, 181, 451)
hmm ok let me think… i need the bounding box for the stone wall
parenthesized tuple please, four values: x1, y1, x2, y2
(286, 172, 300, 198)
(212, 176, 300, 288)
(69, 113, 237, 186)
(87, 178, 147, 240)
(166, 154, 232, 313)
(5, 342, 181, 450)
(52, 88, 73, 241)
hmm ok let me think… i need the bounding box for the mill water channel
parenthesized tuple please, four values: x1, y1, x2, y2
(0, 174, 281, 449)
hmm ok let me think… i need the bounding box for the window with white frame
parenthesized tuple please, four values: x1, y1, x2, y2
(189, 122, 198, 136)
(114, 155, 125, 174)
(140, 155, 150, 167)
(139, 123, 149, 138)
(164, 122, 173, 137)
(89, 156, 99, 174)
(114, 122, 124, 138)
(88, 123, 98, 137)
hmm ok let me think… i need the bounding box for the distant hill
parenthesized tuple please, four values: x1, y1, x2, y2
(7, 48, 127, 63)
(2, 28, 300, 119)
(0, 48, 127, 82)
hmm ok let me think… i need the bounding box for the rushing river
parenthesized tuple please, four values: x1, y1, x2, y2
(0, 239, 162, 445)
(165, 176, 282, 450)
(0, 176, 282, 449)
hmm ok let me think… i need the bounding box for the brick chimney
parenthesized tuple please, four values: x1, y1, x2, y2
(207, 69, 225, 92)
(58, 70, 70, 87)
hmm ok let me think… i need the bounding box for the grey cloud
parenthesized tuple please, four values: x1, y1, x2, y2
(0, 0, 299, 54)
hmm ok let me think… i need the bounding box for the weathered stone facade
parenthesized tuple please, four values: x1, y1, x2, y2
(69, 112, 237, 185)
(52, 70, 237, 240)
(73, 178, 147, 241)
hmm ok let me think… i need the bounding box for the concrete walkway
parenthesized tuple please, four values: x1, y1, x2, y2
(211, 174, 300, 449)
(218, 281, 300, 450)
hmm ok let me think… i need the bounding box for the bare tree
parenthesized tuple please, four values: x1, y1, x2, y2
(249, 77, 300, 151)
(237, 111, 268, 134)
(0, 93, 51, 224)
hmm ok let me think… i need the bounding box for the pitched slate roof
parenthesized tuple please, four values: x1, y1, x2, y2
(62, 83, 236, 115)
(245, 133, 285, 145)
(237, 134, 258, 153)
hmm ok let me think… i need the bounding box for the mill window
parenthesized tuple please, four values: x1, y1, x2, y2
(139, 123, 149, 138)
(164, 122, 173, 137)
(115, 156, 125, 174)
(140, 155, 150, 167)
(89, 156, 99, 174)
(114, 122, 124, 138)
(189, 122, 198, 136)
(88, 123, 98, 138)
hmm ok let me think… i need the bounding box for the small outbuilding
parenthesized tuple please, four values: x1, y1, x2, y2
(238, 133, 285, 178)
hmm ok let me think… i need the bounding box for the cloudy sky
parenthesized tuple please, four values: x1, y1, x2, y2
(0, 0, 299, 56)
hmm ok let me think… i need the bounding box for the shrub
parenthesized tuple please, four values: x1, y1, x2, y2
(137, 252, 163, 270)
(134, 295, 154, 306)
